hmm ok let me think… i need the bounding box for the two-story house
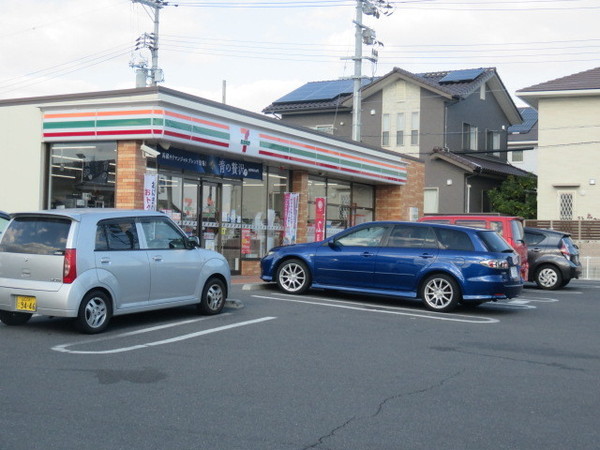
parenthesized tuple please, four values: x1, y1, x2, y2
(508, 107, 538, 174)
(517, 66, 600, 220)
(264, 67, 532, 214)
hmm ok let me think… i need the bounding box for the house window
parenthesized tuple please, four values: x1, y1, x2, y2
(559, 192, 574, 220)
(511, 150, 524, 162)
(463, 123, 478, 150)
(411, 112, 419, 146)
(396, 113, 405, 146)
(314, 124, 334, 134)
(486, 130, 501, 157)
(382, 114, 390, 146)
(424, 188, 439, 214)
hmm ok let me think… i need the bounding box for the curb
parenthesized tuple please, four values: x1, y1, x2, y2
(242, 282, 266, 291)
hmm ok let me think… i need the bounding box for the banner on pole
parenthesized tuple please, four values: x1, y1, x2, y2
(314, 197, 326, 241)
(144, 173, 158, 211)
(283, 192, 299, 245)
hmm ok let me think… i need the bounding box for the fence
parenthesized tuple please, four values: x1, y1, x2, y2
(524, 220, 600, 240)
(580, 257, 600, 280)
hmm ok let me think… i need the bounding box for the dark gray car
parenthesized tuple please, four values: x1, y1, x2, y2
(524, 227, 582, 289)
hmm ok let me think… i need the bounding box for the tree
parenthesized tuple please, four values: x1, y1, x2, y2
(487, 175, 537, 219)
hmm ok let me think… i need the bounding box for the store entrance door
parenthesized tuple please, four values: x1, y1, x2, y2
(200, 181, 242, 274)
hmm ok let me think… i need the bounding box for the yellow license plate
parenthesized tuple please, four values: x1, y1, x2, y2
(16, 296, 37, 312)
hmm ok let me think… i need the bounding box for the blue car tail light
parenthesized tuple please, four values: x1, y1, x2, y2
(479, 259, 509, 269)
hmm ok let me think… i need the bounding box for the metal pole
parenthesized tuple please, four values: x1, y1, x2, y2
(352, 0, 362, 142)
(150, 4, 160, 86)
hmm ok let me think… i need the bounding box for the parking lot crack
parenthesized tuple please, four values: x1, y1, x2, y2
(303, 370, 464, 449)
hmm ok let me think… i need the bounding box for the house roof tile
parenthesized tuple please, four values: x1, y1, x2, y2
(431, 148, 533, 177)
(518, 66, 600, 93)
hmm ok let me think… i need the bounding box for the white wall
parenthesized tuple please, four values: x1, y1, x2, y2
(381, 80, 421, 152)
(0, 105, 46, 212)
(537, 96, 600, 219)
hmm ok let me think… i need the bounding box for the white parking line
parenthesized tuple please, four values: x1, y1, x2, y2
(515, 297, 559, 303)
(52, 316, 276, 354)
(253, 294, 498, 324)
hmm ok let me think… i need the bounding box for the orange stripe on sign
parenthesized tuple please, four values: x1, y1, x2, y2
(164, 110, 229, 130)
(44, 109, 163, 119)
(259, 133, 405, 171)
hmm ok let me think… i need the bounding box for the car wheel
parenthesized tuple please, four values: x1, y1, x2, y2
(0, 310, 33, 326)
(276, 259, 311, 294)
(76, 290, 112, 334)
(420, 274, 461, 312)
(198, 277, 226, 315)
(534, 264, 563, 290)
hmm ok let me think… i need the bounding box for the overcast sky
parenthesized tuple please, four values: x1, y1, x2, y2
(1, 0, 598, 114)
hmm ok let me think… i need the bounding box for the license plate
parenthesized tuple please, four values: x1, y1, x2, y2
(16, 296, 37, 312)
(510, 266, 519, 279)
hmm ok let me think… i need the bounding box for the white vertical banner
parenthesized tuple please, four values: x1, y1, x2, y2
(283, 192, 299, 245)
(144, 173, 158, 211)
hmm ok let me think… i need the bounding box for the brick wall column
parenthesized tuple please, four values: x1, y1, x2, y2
(115, 140, 146, 209)
(376, 160, 425, 221)
(292, 170, 309, 243)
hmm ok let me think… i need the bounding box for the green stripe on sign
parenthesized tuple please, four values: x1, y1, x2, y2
(192, 125, 230, 140)
(260, 141, 291, 153)
(44, 120, 96, 129)
(97, 118, 153, 128)
(165, 119, 192, 132)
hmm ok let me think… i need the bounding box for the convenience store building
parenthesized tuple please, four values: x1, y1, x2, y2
(0, 86, 424, 275)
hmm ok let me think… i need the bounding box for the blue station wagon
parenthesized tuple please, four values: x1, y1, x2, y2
(261, 221, 523, 312)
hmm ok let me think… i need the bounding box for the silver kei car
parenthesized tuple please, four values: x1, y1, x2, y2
(0, 209, 231, 333)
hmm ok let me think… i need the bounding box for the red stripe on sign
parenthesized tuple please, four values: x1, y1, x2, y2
(96, 129, 155, 136)
(43, 131, 96, 138)
(191, 135, 230, 148)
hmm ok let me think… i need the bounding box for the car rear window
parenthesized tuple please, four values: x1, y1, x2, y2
(477, 231, 513, 252)
(511, 219, 525, 241)
(433, 228, 474, 251)
(0, 217, 71, 255)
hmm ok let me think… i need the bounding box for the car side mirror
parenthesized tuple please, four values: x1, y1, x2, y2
(187, 236, 200, 248)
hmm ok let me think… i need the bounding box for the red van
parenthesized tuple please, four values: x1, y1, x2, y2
(418, 214, 529, 281)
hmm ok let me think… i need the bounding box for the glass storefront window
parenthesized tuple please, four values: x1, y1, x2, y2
(49, 142, 116, 209)
(326, 180, 351, 238)
(158, 174, 183, 222)
(351, 183, 374, 225)
(242, 178, 267, 258)
(306, 178, 375, 241)
(266, 167, 287, 252)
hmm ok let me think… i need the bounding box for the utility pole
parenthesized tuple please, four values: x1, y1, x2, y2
(349, 0, 393, 142)
(132, 0, 172, 86)
(352, 1, 363, 142)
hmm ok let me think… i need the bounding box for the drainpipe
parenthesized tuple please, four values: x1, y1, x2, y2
(465, 173, 476, 213)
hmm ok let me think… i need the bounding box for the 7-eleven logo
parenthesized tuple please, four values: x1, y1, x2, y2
(240, 128, 251, 153)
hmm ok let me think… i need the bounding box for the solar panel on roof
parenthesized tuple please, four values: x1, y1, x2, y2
(439, 68, 485, 84)
(274, 78, 374, 104)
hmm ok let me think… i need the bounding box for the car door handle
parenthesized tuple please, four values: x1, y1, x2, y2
(152, 256, 163, 262)
(419, 253, 435, 259)
(361, 252, 375, 257)
(100, 257, 110, 264)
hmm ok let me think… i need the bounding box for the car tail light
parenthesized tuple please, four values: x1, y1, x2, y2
(63, 249, 77, 284)
(480, 259, 509, 269)
(559, 240, 571, 259)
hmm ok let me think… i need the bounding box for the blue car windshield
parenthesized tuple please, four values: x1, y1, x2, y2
(478, 231, 513, 252)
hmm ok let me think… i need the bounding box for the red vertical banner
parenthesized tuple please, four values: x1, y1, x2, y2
(315, 197, 326, 241)
(241, 228, 251, 254)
